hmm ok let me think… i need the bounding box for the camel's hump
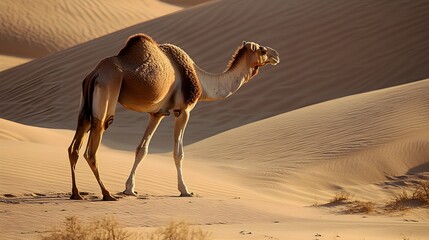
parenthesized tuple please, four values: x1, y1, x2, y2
(126, 33, 156, 45)
(118, 34, 157, 56)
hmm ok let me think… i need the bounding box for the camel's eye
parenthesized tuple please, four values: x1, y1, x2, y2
(260, 46, 267, 55)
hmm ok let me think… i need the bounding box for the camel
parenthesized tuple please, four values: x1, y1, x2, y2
(67, 33, 279, 201)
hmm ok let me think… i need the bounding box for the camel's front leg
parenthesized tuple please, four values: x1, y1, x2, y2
(124, 114, 164, 195)
(174, 109, 193, 197)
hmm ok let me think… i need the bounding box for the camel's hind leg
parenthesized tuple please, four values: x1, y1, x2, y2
(84, 118, 116, 201)
(84, 74, 121, 201)
(68, 114, 91, 200)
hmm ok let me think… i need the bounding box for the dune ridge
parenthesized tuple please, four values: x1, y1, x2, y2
(0, 0, 186, 71)
(0, 0, 183, 57)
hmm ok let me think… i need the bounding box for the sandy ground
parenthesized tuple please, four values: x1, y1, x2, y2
(1, 0, 429, 239)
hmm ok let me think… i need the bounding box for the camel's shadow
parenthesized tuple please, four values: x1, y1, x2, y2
(0, 191, 199, 205)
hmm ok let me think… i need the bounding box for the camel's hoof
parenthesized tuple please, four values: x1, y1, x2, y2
(122, 190, 138, 196)
(103, 195, 118, 201)
(70, 194, 84, 200)
(179, 192, 194, 197)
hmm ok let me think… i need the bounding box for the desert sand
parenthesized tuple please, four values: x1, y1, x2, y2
(1, 0, 429, 239)
(0, 0, 183, 71)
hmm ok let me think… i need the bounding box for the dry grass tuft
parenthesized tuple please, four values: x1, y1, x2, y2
(40, 216, 211, 240)
(319, 181, 429, 214)
(413, 181, 429, 205)
(385, 190, 410, 211)
(147, 220, 211, 240)
(323, 192, 375, 214)
(40, 216, 133, 240)
(386, 181, 429, 211)
(344, 200, 376, 214)
(330, 192, 352, 203)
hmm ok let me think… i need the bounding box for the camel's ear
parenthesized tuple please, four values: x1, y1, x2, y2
(243, 41, 257, 52)
(250, 43, 257, 52)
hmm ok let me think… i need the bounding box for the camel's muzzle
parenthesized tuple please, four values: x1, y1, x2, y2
(267, 47, 280, 65)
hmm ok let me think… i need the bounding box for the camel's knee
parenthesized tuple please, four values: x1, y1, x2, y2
(174, 152, 184, 166)
(84, 118, 104, 167)
(83, 151, 97, 168)
(174, 142, 184, 165)
(83, 142, 97, 165)
(68, 145, 79, 163)
(135, 145, 149, 161)
(83, 149, 92, 162)
(68, 132, 86, 163)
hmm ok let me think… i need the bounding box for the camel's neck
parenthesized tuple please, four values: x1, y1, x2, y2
(195, 61, 257, 102)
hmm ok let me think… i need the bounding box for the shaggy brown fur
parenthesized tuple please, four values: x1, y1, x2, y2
(160, 44, 202, 104)
(118, 34, 156, 56)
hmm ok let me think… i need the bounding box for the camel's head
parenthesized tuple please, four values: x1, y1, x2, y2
(242, 41, 280, 67)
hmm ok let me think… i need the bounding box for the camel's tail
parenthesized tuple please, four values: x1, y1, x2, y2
(79, 71, 97, 122)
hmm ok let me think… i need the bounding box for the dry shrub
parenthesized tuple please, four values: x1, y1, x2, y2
(40, 216, 134, 240)
(321, 181, 429, 214)
(330, 192, 352, 203)
(41, 216, 211, 240)
(386, 190, 410, 211)
(147, 221, 211, 240)
(386, 181, 429, 211)
(413, 181, 429, 205)
(344, 200, 375, 214)
(324, 192, 375, 214)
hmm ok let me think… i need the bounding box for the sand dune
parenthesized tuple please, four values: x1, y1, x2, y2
(187, 79, 429, 202)
(0, 0, 428, 150)
(1, 0, 429, 239)
(0, 0, 185, 71)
